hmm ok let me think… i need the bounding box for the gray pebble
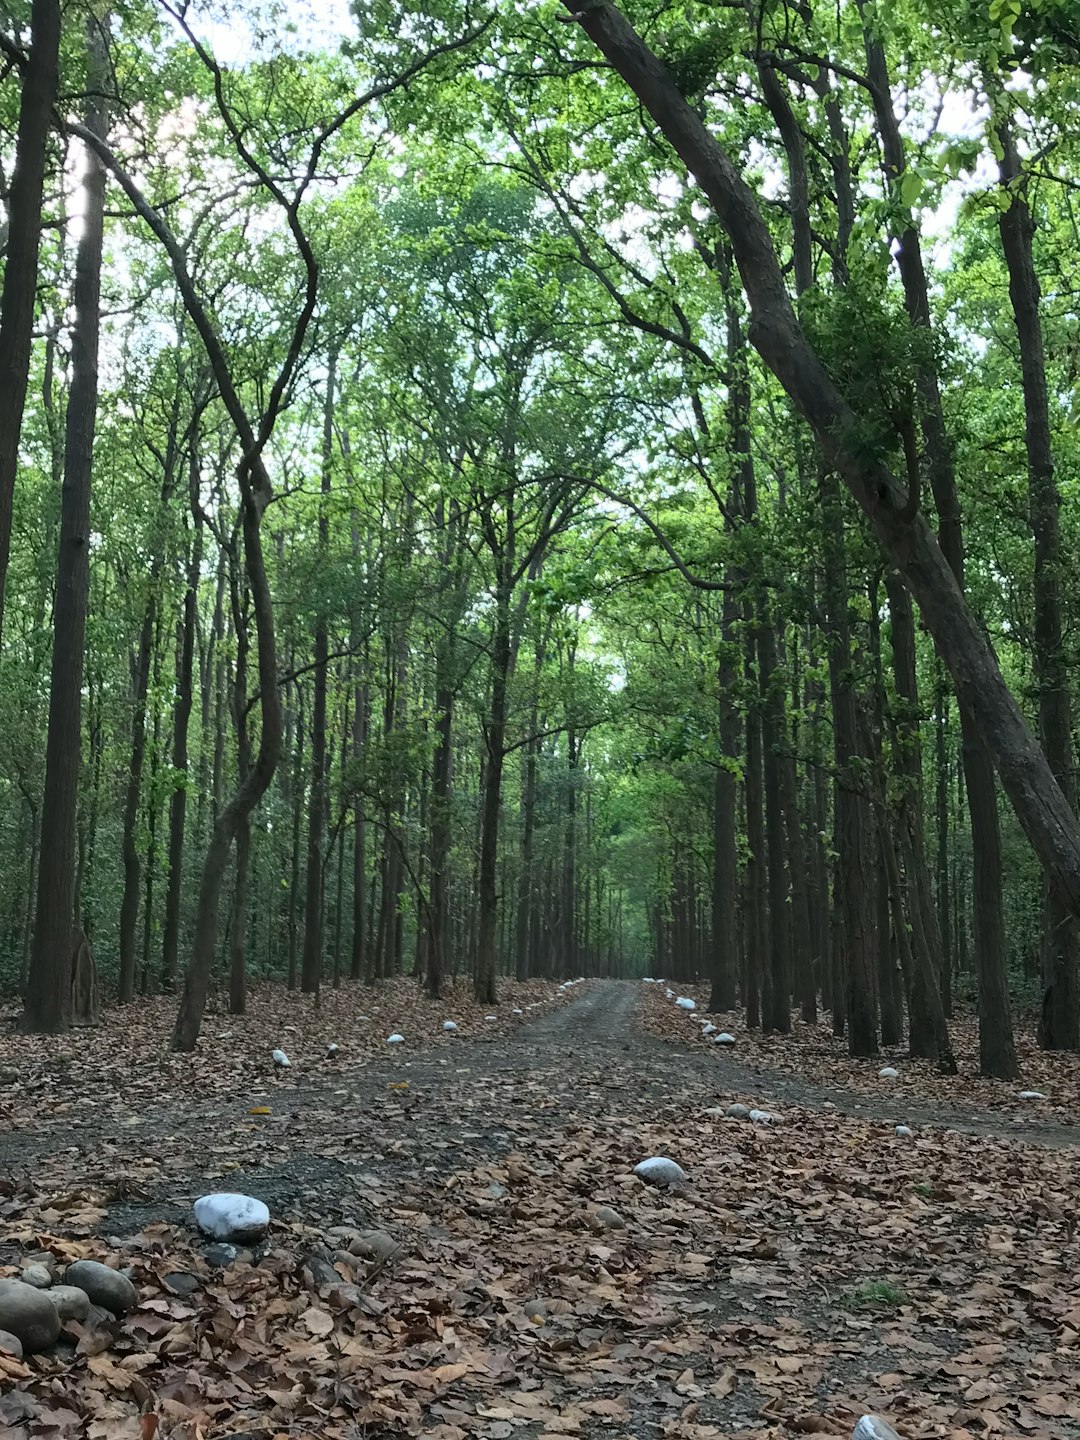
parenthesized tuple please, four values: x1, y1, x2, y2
(44, 1285, 91, 1322)
(0, 1279, 62, 1352)
(204, 1243, 238, 1268)
(19, 1263, 53, 1289)
(64, 1260, 137, 1316)
(0, 1328, 22, 1358)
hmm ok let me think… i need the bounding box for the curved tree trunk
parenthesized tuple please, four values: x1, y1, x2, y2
(559, 0, 1080, 1008)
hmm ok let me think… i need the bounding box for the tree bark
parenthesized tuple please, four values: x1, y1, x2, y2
(22, 18, 106, 1032)
(475, 583, 512, 1004)
(0, 0, 62, 646)
(301, 352, 336, 995)
(997, 118, 1079, 1051)
(161, 443, 204, 991)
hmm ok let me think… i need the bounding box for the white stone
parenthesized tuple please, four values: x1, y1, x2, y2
(1018, 1090, 1046, 1100)
(895, 1125, 914, 1138)
(194, 1193, 270, 1243)
(853, 1418, 902, 1440)
(484, 1014, 497, 1022)
(272, 1048, 290, 1068)
(701, 1023, 716, 1036)
(512, 1007, 523, 1015)
(878, 1066, 899, 1078)
(326, 1043, 339, 1058)
(750, 1108, 780, 1124)
(386, 1033, 405, 1045)
(713, 1032, 736, 1045)
(675, 997, 696, 1010)
(664, 988, 673, 998)
(726, 1103, 752, 1119)
(442, 1020, 458, 1032)
(633, 1156, 687, 1185)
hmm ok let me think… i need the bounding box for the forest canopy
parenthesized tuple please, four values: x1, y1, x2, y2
(0, 0, 1078, 1075)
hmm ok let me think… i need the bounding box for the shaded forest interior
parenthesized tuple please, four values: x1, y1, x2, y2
(1, 0, 1079, 1074)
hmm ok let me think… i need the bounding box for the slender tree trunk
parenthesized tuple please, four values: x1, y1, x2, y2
(709, 584, 739, 1011)
(997, 120, 1079, 1051)
(23, 28, 106, 1031)
(350, 679, 368, 981)
(822, 475, 877, 1056)
(228, 578, 252, 1016)
(301, 352, 336, 995)
(287, 689, 305, 990)
(475, 585, 512, 1004)
(161, 448, 203, 991)
(0, 0, 62, 646)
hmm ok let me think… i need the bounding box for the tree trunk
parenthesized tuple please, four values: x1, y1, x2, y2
(475, 585, 512, 1004)
(561, 0, 1080, 985)
(709, 583, 740, 1011)
(300, 357, 336, 995)
(161, 447, 203, 991)
(0, 0, 62, 646)
(997, 119, 1079, 1051)
(228, 576, 252, 1016)
(22, 21, 106, 1032)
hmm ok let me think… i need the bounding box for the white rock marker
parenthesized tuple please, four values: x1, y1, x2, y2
(675, 997, 696, 1011)
(633, 1156, 688, 1185)
(271, 1049, 290, 1068)
(194, 1193, 270, 1243)
(853, 1418, 902, 1440)
(1018, 1090, 1046, 1100)
(895, 1125, 914, 1138)
(713, 1032, 736, 1045)
(442, 1020, 458, 1032)
(386, 1033, 405, 1045)
(878, 1066, 899, 1078)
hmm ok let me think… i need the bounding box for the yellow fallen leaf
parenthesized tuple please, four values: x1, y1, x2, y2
(388, 1082, 410, 1090)
(249, 1106, 272, 1115)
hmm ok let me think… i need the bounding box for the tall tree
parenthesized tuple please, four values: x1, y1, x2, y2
(23, 15, 108, 1032)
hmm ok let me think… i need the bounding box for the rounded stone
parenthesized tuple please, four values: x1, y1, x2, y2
(64, 1260, 138, 1316)
(0, 1279, 62, 1352)
(594, 1205, 625, 1230)
(0, 1328, 23, 1358)
(194, 1193, 270, 1244)
(633, 1156, 687, 1185)
(878, 1066, 899, 1079)
(19, 1263, 53, 1289)
(725, 1103, 752, 1119)
(44, 1285, 91, 1321)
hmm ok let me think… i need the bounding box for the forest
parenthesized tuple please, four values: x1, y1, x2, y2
(1, 0, 1079, 1080)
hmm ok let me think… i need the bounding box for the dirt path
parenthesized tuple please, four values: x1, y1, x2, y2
(8, 982, 1080, 1439)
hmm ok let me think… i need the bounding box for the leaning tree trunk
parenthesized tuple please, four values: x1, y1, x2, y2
(22, 20, 106, 1033)
(557, 0, 1080, 989)
(997, 118, 1080, 1052)
(0, 0, 62, 646)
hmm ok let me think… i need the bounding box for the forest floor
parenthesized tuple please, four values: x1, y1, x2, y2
(1, 980, 1078, 1440)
